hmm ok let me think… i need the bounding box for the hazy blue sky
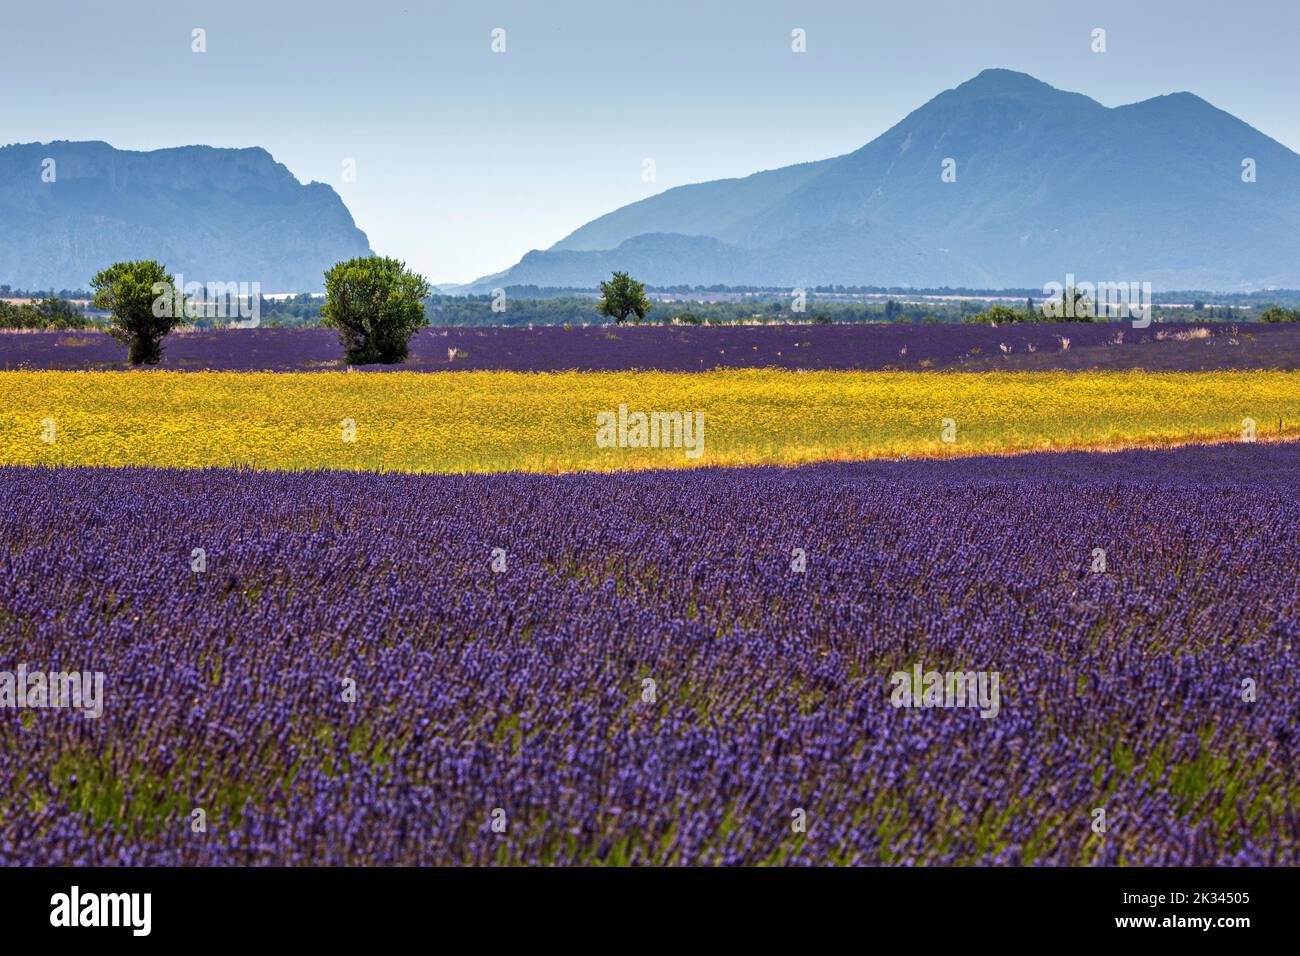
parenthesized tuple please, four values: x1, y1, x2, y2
(3, 0, 1297, 283)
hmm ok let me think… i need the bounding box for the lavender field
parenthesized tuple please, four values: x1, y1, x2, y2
(4, 322, 1300, 373)
(2, 442, 1296, 865)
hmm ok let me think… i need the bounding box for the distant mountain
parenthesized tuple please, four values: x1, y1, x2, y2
(467, 69, 1300, 292)
(0, 141, 372, 292)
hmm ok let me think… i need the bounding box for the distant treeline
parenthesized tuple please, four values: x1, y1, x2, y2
(7, 281, 1300, 309)
(255, 294, 973, 327)
(0, 296, 93, 330)
(478, 284, 1300, 309)
(237, 293, 1294, 328)
(0, 284, 93, 299)
(3, 287, 1297, 331)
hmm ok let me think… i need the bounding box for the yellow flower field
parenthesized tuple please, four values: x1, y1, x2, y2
(1, 369, 1295, 473)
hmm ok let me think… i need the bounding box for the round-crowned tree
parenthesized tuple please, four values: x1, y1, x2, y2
(597, 271, 651, 325)
(90, 260, 186, 365)
(322, 256, 431, 364)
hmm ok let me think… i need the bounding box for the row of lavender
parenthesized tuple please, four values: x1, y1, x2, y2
(4, 321, 1299, 372)
(1, 442, 1297, 864)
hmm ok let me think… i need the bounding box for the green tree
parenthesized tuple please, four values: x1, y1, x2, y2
(37, 296, 90, 330)
(90, 260, 185, 364)
(597, 271, 650, 325)
(321, 256, 431, 364)
(1260, 306, 1299, 323)
(1052, 288, 1094, 322)
(964, 304, 1023, 324)
(1029, 288, 1096, 322)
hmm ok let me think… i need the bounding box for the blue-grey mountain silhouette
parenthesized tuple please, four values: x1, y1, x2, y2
(468, 69, 1300, 292)
(0, 141, 371, 292)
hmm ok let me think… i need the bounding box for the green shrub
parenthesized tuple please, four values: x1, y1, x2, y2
(90, 261, 185, 364)
(322, 257, 431, 364)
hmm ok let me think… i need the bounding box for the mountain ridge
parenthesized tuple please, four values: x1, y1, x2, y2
(0, 141, 372, 292)
(466, 69, 1300, 293)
